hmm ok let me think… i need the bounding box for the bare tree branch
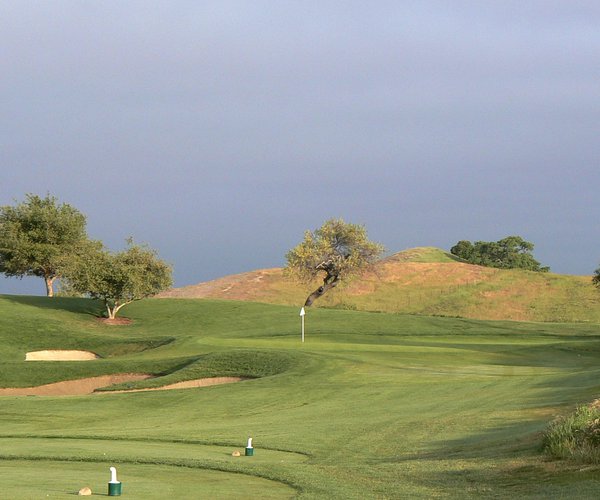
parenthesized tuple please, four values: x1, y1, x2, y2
(304, 270, 340, 307)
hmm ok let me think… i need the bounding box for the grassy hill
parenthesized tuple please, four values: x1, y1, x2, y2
(161, 247, 600, 322)
(1, 295, 600, 498)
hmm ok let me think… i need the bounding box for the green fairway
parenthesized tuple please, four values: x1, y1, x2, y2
(1, 295, 600, 498)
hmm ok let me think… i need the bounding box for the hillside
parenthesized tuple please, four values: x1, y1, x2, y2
(160, 247, 600, 322)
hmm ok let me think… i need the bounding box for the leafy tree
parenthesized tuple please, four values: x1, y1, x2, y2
(64, 239, 173, 319)
(450, 236, 549, 272)
(449, 240, 474, 262)
(592, 266, 600, 289)
(0, 194, 89, 296)
(285, 218, 384, 306)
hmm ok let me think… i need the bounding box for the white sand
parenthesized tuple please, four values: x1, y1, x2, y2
(0, 374, 151, 396)
(0, 375, 247, 397)
(110, 377, 248, 393)
(25, 350, 100, 361)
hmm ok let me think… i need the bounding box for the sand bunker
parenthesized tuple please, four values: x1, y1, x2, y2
(9, 351, 248, 396)
(25, 350, 100, 361)
(0, 375, 247, 397)
(0, 374, 151, 396)
(110, 377, 248, 393)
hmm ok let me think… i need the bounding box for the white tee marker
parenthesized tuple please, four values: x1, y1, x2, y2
(109, 467, 119, 484)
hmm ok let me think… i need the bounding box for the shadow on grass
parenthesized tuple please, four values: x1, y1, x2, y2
(1, 294, 104, 317)
(372, 362, 600, 497)
(370, 417, 600, 497)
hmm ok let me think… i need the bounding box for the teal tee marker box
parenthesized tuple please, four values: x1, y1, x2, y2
(245, 437, 254, 456)
(108, 481, 122, 496)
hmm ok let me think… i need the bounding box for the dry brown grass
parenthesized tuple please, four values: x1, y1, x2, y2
(158, 248, 600, 322)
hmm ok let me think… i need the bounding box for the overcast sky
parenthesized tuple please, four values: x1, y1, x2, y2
(1, 1, 599, 295)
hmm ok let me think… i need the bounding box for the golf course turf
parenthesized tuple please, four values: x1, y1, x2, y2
(1, 295, 600, 498)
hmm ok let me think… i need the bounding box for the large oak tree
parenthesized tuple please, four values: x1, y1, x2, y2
(0, 194, 89, 296)
(285, 218, 384, 306)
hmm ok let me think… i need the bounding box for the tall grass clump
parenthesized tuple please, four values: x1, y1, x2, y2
(543, 403, 600, 463)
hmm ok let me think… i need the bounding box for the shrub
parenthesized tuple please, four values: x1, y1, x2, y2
(543, 403, 600, 463)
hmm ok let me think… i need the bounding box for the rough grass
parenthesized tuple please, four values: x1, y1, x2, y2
(102, 349, 298, 391)
(2, 295, 600, 498)
(544, 403, 600, 463)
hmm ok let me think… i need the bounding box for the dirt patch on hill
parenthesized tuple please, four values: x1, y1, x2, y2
(25, 350, 100, 361)
(158, 268, 285, 300)
(159, 262, 496, 301)
(373, 261, 496, 285)
(0, 374, 151, 396)
(97, 317, 133, 325)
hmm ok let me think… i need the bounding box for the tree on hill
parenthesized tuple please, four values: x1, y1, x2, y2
(0, 194, 91, 296)
(63, 239, 173, 319)
(450, 236, 549, 272)
(592, 266, 600, 289)
(285, 218, 384, 306)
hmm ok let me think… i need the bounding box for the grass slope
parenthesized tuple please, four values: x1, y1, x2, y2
(1, 295, 600, 498)
(160, 247, 600, 322)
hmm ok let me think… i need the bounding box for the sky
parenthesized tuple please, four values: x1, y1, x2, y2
(1, 1, 599, 295)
